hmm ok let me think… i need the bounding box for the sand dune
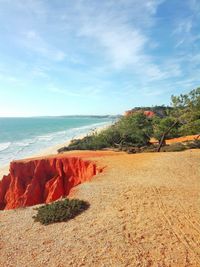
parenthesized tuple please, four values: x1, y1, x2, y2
(0, 150, 200, 266)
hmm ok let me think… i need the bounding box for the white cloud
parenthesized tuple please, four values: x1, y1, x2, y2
(48, 85, 101, 98)
(173, 0, 200, 48)
(1, 0, 167, 78)
(79, 23, 147, 69)
(73, 0, 169, 83)
(174, 20, 193, 35)
(1, 0, 199, 108)
(19, 30, 66, 62)
(189, 0, 200, 13)
(0, 69, 23, 85)
(48, 86, 82, 97)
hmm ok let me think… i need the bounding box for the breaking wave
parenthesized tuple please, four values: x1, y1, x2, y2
(0, 121, 112, 166)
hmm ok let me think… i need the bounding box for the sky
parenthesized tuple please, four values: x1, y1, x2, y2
(0, 0, 199, 117)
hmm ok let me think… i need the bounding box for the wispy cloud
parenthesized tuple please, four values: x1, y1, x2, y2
(79, 24, 147, 69)
(48, 85, 102, 98)
(48, 86, 82, 97)
(19, 30, 66, 61)
(75, 1, 163, 69)
(189, 0, 200, 13)
(0, 0, 199, 116)
(173, 0, 200, 48)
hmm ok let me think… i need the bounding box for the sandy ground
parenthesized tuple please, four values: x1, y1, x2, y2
(1, 149, 200, 266)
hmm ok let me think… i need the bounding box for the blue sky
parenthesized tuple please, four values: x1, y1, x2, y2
(0, 0, 199, 116)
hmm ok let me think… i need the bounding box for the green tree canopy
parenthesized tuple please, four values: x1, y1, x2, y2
(117, 112, 153, 146)
(152, 116, 180, 142)
(171, 87, 200, 135)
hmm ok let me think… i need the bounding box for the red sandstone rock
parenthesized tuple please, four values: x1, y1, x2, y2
(124, 110, 155, 118)
(143, 110, 155, 118)
(0, 157, 102, 210)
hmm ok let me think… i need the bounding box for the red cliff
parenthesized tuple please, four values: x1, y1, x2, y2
(124, 109, 155, 118)
(143, 110, 155, 118)
(0, 157, 102, 210)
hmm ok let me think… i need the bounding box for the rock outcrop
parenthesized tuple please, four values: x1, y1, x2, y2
(143, 110, 155, 118)
(124, 109, 155, 118)
(0, 157, 102, 210)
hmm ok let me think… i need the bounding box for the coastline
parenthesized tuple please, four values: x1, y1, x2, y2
(31, 123, 110, 157)
(0, 124, 110, 179)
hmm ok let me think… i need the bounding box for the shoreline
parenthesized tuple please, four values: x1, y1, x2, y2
(30, 123, 110, 157)
(0, 124, 110, 179)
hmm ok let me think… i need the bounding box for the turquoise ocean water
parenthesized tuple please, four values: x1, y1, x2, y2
(0, 116, 114, 166)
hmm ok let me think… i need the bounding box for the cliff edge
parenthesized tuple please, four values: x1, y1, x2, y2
(0, 156, 102, 210)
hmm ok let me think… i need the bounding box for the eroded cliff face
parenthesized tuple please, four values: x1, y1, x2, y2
(124, 109, 155, 118)
(0, 157, 102, 210)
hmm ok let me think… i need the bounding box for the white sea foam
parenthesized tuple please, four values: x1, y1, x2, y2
(0, 142, 11, 152)
(37, 135, 54, 141)
(0, 120, 113, 166)
(15, 140, 35, 147)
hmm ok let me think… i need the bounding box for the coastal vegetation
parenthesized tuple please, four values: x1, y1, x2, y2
(33, 198, 89, 225)
(58, 87, 200, 153)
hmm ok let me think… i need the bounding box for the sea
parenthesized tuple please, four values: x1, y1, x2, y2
(0, 116, 115, 167)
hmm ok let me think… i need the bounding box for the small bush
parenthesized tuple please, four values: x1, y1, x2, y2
(33, 199, 89, 225)
(141, 145, 158, 153)
(185, 140, 200, 149)
(161, 143, 186, 152)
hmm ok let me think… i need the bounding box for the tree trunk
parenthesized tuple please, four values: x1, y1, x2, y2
(157, 120, 179, 152)
(157, 135, 166, 152)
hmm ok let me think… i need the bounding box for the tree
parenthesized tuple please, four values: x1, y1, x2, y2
(154, 87, 200, 152)
(171, 87, 200, 136)
(153, 117, 180, 151)
(117, 112, 153, 147)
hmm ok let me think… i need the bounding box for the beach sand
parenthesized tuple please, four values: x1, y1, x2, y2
(1, 149, 200, 266)
(0, 165, 9, 178)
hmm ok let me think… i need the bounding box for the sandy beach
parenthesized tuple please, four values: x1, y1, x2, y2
(1, 149, 200, 266)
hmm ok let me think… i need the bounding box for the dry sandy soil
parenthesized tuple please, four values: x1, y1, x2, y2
(0, 150, 200, 267)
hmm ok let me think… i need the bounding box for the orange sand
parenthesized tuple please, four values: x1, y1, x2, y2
(151, 134, 199, 145)
(166, 134, 199, 144)
(1, 149, 200, 266)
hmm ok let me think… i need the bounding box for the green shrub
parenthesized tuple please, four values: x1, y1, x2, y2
(58, 113, 152, 153)
(179, 120, 200, 136)
(33, 199, 89, 225)
(58, 126, 121, 152)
